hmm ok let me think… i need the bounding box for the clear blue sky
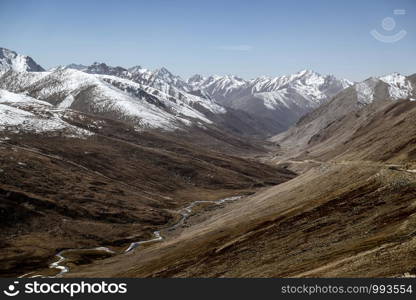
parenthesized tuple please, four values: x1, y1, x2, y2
(0, 0, 415, 81)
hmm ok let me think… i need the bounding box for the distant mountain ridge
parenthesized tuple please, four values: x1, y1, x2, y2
(187, 70, 353, 133)
(62, 62, 353, 134)
(272, 72, 416, 157)
(1, 47, 414, 139)
(0, 48, 226, 133)
(0, 48, 275, 138)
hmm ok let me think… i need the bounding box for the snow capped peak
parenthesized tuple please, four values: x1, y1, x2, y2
(187, 74, 248, 100)
(0, 66, 223, 131)
(353, 73, 414, 104)
(296, 69, 316, 77)
(0, 47, 44, 73)
(153, 67, 186, 84)
(185, 70, 353, 133)
(188, 70, 352, 110)
(184, 70, 353, 134)
(287, 70, 353, 88)
(128, 65, 148, 74)
(148, 67, 191, 92)
(249, 70, 352, 102)
(153, 67, 176, 80)
(155, 66, 172, 75)
(340, 78, 355, 89)
(278, 69, 320, 82)
(354, 77, 380, 104)
(207, 74, 245, 84)
(187, 74, 205, 84)
(379, 72, 413, 100)
(379, 72, 405, 84)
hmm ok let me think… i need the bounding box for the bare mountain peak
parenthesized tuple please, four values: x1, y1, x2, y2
(65, 63, 88, 71)
(83, 62, 128, 77)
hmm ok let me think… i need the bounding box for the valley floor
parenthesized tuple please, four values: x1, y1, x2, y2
(64, 155, 416, 278)
(1, 128, 416, 278)
(0, 128, 294, 278)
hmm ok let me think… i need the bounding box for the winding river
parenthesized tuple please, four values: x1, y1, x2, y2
(22, 195, 242, 278)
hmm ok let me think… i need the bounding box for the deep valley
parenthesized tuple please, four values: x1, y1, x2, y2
(0, 47, 415, 278)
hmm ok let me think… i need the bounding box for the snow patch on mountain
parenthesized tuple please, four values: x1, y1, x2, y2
(249, 70, 352, 105)
(188, 74, 247, 100)
(353, 73, 414, 104)
(379, 73, 413, 100)
(0, 67, 222, 131)
(0, 89, 92, 137)
(36, 69, 182, 130)
(64, 62, 225, 116)
(98, 74, 214, 124)
(0, 89, 50, 106)
(189, 70, 353, 111)
(58, 94, 75, 109)
(355, 78, 378, 104)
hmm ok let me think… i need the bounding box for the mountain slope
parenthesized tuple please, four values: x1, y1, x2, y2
(0, 110, 295, 277)
(272, 73, 415, 157)
(0, 68, 222, 131)
(75, 161, 416, 278)
(65, 87, 416, 278)
(0, 89, 92, 137)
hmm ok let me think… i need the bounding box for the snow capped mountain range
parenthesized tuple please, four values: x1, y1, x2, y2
(0, 68, 219, 131)
(0, 49, 227, 134)
(61, 62, 226, 114)
(188, 74, 247, 101)
(185, 70, 353, 133)
(60, 62, 355, 133)
(273, 71, 415, 153)
(190, 70, 353, 107)
(352, 73, 415, 105)
(0, 47, 414, 137)
(62, 62, 192, 94)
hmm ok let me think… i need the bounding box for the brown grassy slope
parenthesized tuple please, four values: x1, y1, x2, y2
(0, 115, 295, 277)
(294, 100, 416, 164)
(65, 99, 416, 278)
(67, 163, 416, 277)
